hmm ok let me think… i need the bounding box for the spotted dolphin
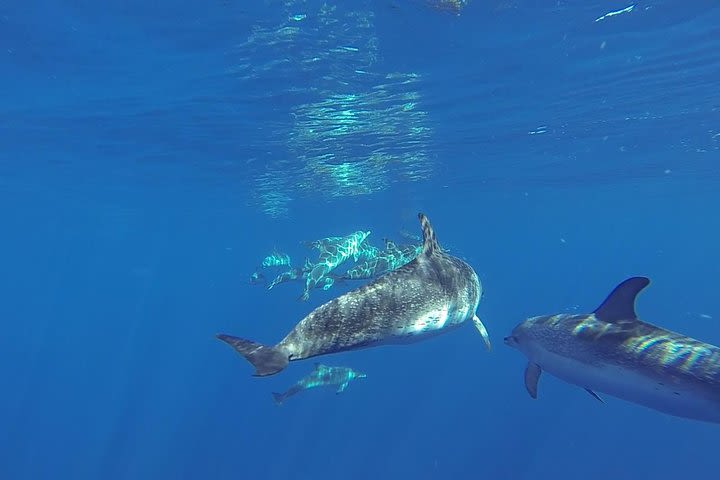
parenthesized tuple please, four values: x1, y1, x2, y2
(300, 230, 371, 301)
(338, 241, 421, 281)
(505, 277, 720, 424)
(267, 259, 313, 290)
(271, 363, 366, 405)
(217, 213, 491, 376)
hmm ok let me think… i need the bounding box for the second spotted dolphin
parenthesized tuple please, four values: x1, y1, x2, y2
(505, 277, 720, 424)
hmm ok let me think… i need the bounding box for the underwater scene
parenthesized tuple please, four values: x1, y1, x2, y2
(1, 1, 720, 479)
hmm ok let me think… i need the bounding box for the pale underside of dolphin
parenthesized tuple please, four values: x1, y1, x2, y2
(217, 212, 491, 376)
(505, 276, 720, 424)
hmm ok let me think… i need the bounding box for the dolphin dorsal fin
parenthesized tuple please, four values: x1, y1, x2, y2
(418, 213, 440, 256)
(593, 277, 650, 322)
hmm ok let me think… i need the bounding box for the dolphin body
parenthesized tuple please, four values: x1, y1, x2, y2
(217, 212, 491, 376)
(505, 277, 720, 424)
(271, 364, 366, 405)
(300, 230, 371, 301)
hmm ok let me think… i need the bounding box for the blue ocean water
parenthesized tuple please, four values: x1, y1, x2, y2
(1, 1, 719, 479)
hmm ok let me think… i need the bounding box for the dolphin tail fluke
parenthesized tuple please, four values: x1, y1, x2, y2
(271, 392, 285, 405)
(216, 334, 289, 376)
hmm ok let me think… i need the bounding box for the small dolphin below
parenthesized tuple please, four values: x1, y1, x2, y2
(217, 212, 491, 376)
(505, 276, 720, 424)
(271, 364, 366, 405)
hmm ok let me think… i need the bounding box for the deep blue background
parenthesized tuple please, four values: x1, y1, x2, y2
(1, 1, 719, 479)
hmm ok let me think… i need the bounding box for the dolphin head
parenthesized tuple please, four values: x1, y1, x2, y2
(505, 313, 591, 359)
(504, 315, 557, 355)
(504, 324, 527, 349)
(351, 369, 367, 380)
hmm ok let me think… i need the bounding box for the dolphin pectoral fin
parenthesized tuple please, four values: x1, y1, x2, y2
(472, 315, 492, 351)
(584, 388, 604, 403)
(524, 362, 541, 399)
(336, 382, 349, 394)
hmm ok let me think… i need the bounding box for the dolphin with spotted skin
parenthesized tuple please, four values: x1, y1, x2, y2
(505, 277, 720, 424)
(338, 241, 421, 281)
(300, 230, 371, 301)
(217, 213, 491, 376)
(271, 364, 366, 405)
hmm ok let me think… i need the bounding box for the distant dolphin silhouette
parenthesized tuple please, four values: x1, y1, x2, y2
(272, 364, 366, 405)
